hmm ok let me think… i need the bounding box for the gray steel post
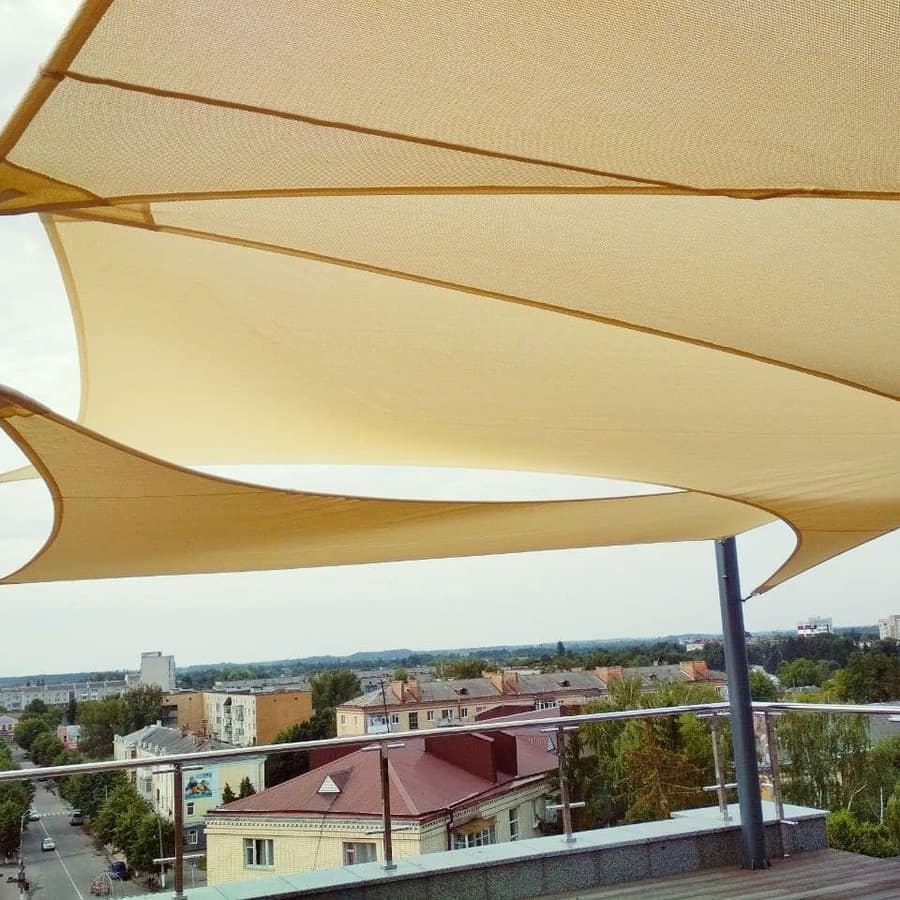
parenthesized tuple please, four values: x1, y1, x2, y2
(716, 537, 768, 869)
(173, 763, 186, 898)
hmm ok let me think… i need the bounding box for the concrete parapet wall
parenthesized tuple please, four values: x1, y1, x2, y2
(133, 803, 826, 900)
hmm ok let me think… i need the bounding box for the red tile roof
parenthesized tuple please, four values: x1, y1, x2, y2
(212, 730, 556, 821)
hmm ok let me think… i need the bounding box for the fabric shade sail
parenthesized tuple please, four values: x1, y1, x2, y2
(0, 389, 772, 584)
(0, 1, 897, 591)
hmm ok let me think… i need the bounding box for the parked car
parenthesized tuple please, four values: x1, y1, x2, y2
(40, 837, 55, 852)
(108, 861, 129, 881)
(26, 810, 40, 821)
(69, 809, 84, 825)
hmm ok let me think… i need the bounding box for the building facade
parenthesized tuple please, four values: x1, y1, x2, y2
(878, 616, 900, 641)
(204, 689, 313, 746)
(139, 651, 177, 691)
(797, 617, 833, 637)
(0, 679, 129, 711)
(114, 724, 265, 851)
(205, 723, 555, 885)
(0, 714, 18, 742)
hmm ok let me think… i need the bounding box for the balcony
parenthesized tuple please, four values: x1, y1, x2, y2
(3, 701, 899, 899)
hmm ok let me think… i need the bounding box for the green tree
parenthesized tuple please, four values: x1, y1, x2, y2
(65, 695, 78, 725)
(777, 658, 830, 688)
(221, 783, 237, 805)
(92, 783, 144, 847)
(748, 669, 778, 701)
(22, 699, 48, 716)
(128, 814, 174, 874)
(264, 708, 336, 787)
(393, 667, 408, 683)
(440, 658, 487, 679)
(311, 669, 361, 713)
(238, 776, 257, 798)
(830, 651, 900, 704)
(884, 786, 900, 850)
(59, 770, 128, 818)
(827, 809, 896, 857)
(580, 678, 727, 826)
(778, 712, 870, 811)
(77, 696, 127, 759)
(123, 685, 164, 732)
(14, 715, 53, 752)
(0, 748, 32, 859)
(30, 732, 67, 767)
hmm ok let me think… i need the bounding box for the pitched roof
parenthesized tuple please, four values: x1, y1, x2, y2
(212, 730, 556, 820)
(117, 724, 235, 755)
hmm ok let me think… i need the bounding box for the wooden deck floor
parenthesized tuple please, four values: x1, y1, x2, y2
(540, 849, 900, 899)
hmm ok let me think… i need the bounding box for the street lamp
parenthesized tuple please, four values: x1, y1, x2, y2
(152, 763, 204, 900)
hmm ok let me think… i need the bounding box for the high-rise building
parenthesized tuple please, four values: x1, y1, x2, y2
(140, 651, 176, 692)
(879, 616, 900, 641)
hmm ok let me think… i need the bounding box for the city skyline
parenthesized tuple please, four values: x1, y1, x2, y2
(0, 2, 897, 676)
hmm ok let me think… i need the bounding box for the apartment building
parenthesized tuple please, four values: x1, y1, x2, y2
(204, 688, 313, 746)
(336, 669, 607, 737)
(0, 714, 18, 742)
(0, 678, 129, 710)
(595, 660, 727, 696)
(161, 690, 207, 733)
(878, 615, 900, 641)
(114, 724, 265, 851)
(139, 651, 177, 691)
(205, 720, 555, 885)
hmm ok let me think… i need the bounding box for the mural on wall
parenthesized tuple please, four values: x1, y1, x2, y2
(185, 772, 215, 799)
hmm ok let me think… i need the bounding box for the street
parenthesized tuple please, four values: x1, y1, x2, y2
(12, 768, 148, 900)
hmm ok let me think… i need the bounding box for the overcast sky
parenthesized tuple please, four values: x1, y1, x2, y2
(0, 2, 896, 678)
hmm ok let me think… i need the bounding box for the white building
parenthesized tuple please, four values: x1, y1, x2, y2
(797, 617, 832, 637)
(140, 651, 177, 691)
(114, 724, 264, 851)
(878, 616, 900, 641)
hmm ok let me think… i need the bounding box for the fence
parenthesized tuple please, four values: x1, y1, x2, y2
(2, 700, 897, 897)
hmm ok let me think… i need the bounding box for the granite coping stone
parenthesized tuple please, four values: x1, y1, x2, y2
(127, 802, 827, 899)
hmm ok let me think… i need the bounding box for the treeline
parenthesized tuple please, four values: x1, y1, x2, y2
(0, 742, 33, 859)
(60, 772, 175, 875)
(14, 686, 164, 762)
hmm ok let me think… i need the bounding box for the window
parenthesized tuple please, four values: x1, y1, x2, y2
(426, 710, 435, 722)
(459, 707, 469, 719)
(390, 713, 400, 725)
(536, 699, 559, 710)
(186, 802, 195, 816)
(509, 807, 519, 841)
(453, 824, 496, 849)
(187, 830, 199, 845)
(441, 708, 454, 720)
(340, 714, 346, 725)
(532, 799, 542, 828)
(408, 712, 419, 730)
(343, 841, 377, 865)
(244, 838, 274, 868)
(475, 706, 486, 714)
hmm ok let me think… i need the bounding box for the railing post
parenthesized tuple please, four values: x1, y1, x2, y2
(716, 536, 769, 870)
(709, 713, 731, 822)
(173, 762, 186, 899)
(557, 725, 575, 844)
(764, 711, 794, 857)
(379, 744, 395, 870)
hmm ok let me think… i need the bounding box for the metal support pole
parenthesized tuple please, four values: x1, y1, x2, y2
(173, 763, 186, 899)
(379, 745, 395, 870)
(708, 713, 731, 822)
(556, 725, 575, 844)
(716, 536, 769, 869)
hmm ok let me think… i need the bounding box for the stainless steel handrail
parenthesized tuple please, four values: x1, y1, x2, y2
(5, 699, 897, 895)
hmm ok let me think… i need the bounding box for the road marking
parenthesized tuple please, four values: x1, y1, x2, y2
(39, 819, 85, 900)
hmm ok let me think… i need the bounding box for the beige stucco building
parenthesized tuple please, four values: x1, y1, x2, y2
(205, 724, 555, 885)
(204, 688, 313, 746)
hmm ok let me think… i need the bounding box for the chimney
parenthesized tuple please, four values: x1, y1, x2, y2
(488, 671, 504, 693)
(595, 666, 624, 685)
(391, 681, 405, 702)
(502, 670, 520, 694)
(406, 680, 421, 701)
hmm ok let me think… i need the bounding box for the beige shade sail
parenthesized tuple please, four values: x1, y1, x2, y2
(0, 389, 773, 584)
(0, 1, 898, 592)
